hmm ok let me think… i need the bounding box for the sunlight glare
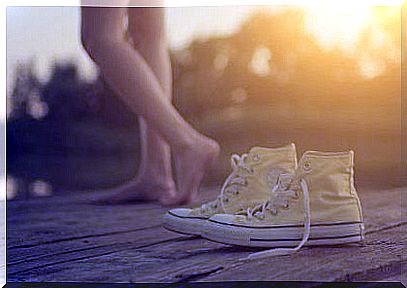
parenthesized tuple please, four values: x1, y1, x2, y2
(249, 46, 272, 77)
(305, 3, 372, 53)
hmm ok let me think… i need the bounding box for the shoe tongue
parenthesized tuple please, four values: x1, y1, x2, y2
(248, 146, 279, 159)
(249, 146, 268, 155)
(244, 147, 264, 163)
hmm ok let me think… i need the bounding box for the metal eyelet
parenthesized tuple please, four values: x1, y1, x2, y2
(224, 198, 229, 203)
(253, 154, 260, 161)
(282, 201, 290, 209)
(303, 161, 312, 172)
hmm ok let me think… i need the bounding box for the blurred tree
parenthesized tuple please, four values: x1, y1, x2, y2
(8, 59, 42, 121)
(41, 62, 82, 124)
(7, 7, 401, 184)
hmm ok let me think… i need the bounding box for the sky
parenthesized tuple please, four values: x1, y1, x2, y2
(5, 4, 402, 121)
(6, 6, 261, 99)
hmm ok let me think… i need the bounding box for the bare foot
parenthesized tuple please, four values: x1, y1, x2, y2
(92, 176, 176, 205)
(171, 136, 220, 205)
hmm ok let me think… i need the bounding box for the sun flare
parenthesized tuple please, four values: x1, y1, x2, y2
(304, 4, 372, 53)
(303, 2, 400, 78)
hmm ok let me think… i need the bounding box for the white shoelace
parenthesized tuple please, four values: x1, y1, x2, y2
(219, 153, 254, 212)
(200, 153, 254, 214)
(241, 176, 311, 261)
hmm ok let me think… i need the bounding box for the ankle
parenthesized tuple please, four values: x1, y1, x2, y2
(135, 168, 173, 185)
(176, 131, 217, 153)
(173, 134, 196, 155)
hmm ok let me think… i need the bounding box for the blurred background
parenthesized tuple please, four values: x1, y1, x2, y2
(6, 4, 404, 200)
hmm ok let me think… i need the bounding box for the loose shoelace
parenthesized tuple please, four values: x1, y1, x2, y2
(200, 153, 254, 214)
(240, 173, 311, 261)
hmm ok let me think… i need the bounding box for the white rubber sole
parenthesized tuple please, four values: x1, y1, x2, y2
(202, 219, 365, 247)
(162, 211, 209, 236)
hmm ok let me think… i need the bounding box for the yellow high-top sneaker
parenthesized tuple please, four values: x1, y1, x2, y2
(163, 143, 298, 236)
(202, 150, 364, 260)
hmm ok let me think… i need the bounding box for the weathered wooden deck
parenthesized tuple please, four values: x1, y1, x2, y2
(6, 186, 406, 283)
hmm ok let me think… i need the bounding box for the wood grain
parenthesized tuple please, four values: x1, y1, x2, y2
(6, 186, 405, 283)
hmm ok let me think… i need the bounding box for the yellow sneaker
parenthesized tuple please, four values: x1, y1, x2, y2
(163, 143, 298, 236)
(202, 150, 365, 260)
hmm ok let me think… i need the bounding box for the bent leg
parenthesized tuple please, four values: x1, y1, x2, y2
(92, 8, 176, 204)
(128, 7, 175, 202)
(81, 6, 219, 204)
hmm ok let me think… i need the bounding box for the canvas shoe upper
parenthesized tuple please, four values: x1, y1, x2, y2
(203, 150, 364, 260)
(162, 143, 298, 235)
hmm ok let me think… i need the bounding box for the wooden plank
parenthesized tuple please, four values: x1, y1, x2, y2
(7, 205, 169, 263)
(7, 186, 401, 230)
(7, 205, 164, 248)
(6, 187, 218, 248)
(7, 186, 401, 258)
(7, 185, 220, 218)
(355, 188, 403, 232)
(6, 185, 219, 228)
(9, 224, 403, 282)
(6, 187, 219, 269)
(7, 186, 403, 249)
(6, 187, 404, 282)
(6, 191, 160, 224)
(7, 229, 192, 279)
(153, 225, 404, 282)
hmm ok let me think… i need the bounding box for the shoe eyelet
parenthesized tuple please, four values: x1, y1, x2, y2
(253, 154, 260, 161)
(303, 161, 312, 172)
(235, 191, 240, 195)
(224, 198, 229, 203)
